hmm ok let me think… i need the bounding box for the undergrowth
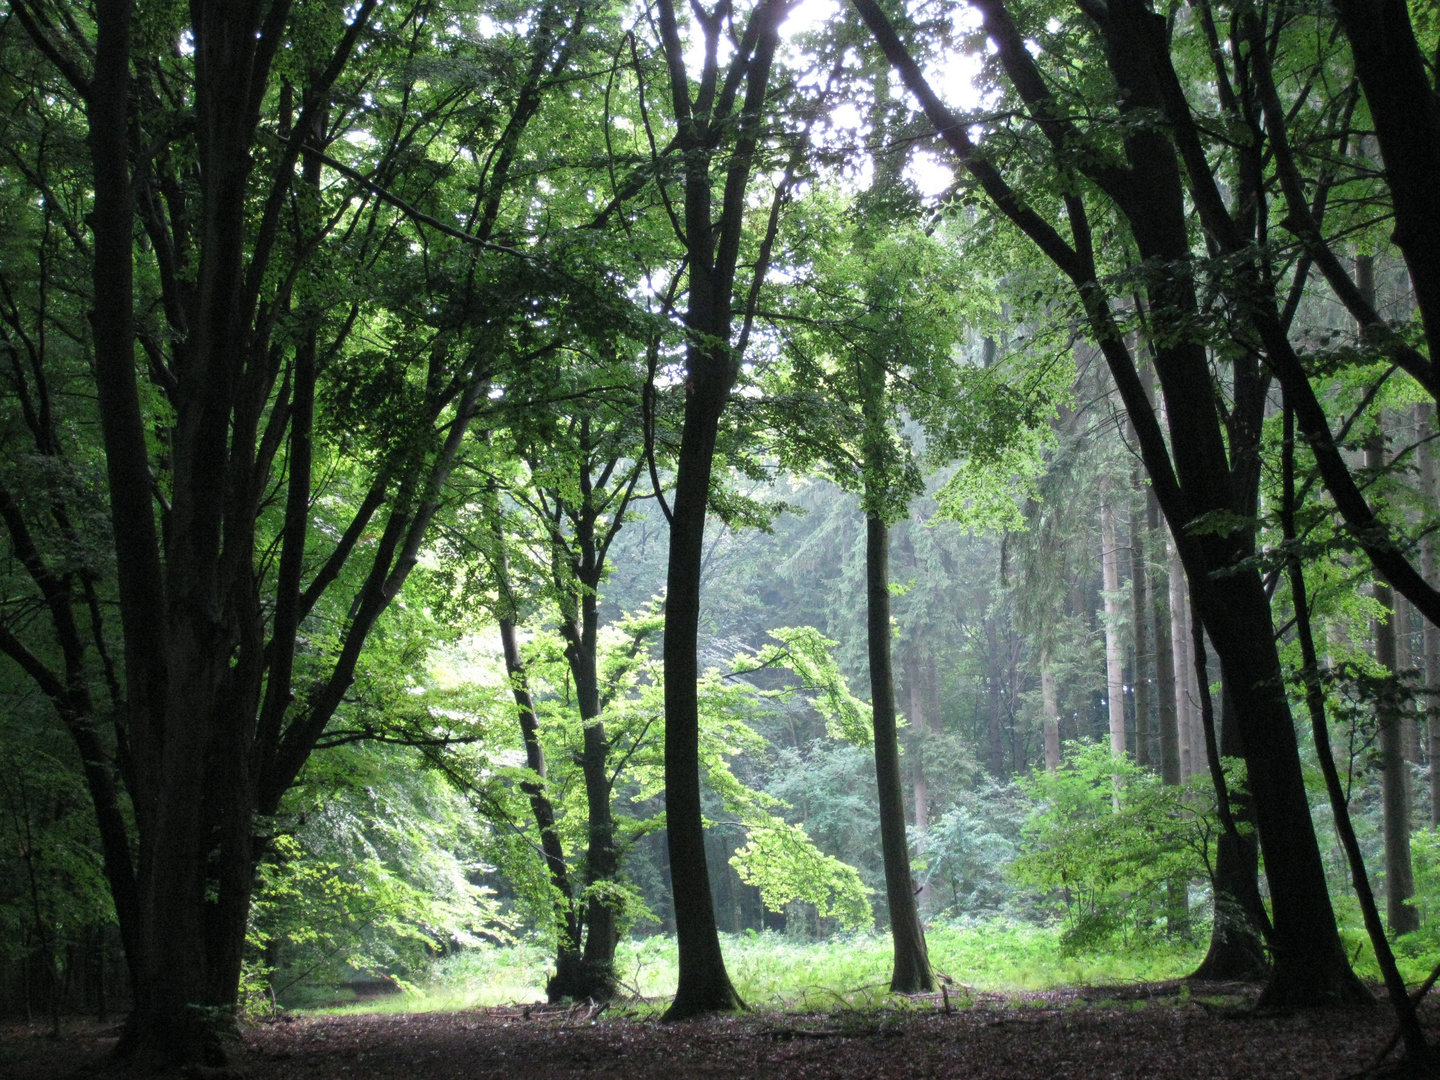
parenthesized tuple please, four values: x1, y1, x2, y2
(304, 919, 1207, 1016)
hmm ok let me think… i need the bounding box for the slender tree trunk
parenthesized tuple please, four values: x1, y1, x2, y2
(1187, 680, 1270, 982)
(1129, 484, 1153, 768)
(663, 378, 741, 1018)
(498, 618, 584, 997)
(985, 616, 1005, 776)
(1151, 494, 1180, 785)
(567, 586, 621, 999)
(1283, 402, 1417, 1055)
(866, 514, 933, 993)
(655, 0, 786, 1018)
(1373, 447, 1420, 936)
(907, 654, 930, 906)
(1359, 248, 1419, 934)
(1397, 594, 1421, 764)
(1041, 649, 1060, 772)
(1100, 480, 1127, 757)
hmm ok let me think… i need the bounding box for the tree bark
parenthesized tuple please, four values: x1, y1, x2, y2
(1041, 649, 1060, 772)
(1332, 0, 1440, 374)
(1150, 492, 1180, 786)
(1422, 403, 1440, 827)
(906, 653, 930, 906)
(654, 0, 787, 1018)
(498, 618, 585, 998)
(867, 515, 933, 993)
(1129, 481, 1153, 768)
(1187, 682, 1270, 982)
(985, 616, 1005, 775)
(1370, 451, 1420, 935)
(1100, 479, 1127, 758)
(1168, 540, 1194, 780)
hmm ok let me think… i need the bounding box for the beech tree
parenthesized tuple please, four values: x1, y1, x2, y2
(0, 0, 599, 1062)
(648, 0, 800, 1018)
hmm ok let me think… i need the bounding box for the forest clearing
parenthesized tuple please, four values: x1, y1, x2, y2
(6, 0, 1440, 1075)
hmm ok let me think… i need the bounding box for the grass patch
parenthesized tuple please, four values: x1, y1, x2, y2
(300, 919, 1207, 1016)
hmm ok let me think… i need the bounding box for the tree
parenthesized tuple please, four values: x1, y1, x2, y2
(649, 0, 799, 1018)
(0, 0, 601, 1061)
(849, 0, 1366, 1004)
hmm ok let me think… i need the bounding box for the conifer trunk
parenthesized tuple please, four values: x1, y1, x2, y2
(1100, 481, 1127, 757)
(1150, 494, 1180, 786)
(907, 656, 930, 906)
(1129, 483, 1153, 768)
(1041, 651, 1060, 772)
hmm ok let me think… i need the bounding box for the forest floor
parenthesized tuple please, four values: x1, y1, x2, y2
(2, 981, 1429, 1080)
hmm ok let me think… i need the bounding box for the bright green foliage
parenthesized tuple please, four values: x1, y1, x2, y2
(729, 820, 872, 929)
(246, 743, 507, 1009)
(1011, 744, 1217, 953)
(731, 627, 873, 747)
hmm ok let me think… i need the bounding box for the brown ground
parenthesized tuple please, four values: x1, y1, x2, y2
(1, 983, 1427, 1080)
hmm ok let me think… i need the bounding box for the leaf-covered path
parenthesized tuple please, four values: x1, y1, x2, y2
(3, 983, 1425, 1079)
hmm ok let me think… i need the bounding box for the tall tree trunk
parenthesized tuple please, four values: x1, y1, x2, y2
(1283, 400, 1419, 1057)
(663, 380, 741, 1017)
(1370, 452, 1420, 936)
(907, 654, 930, 906)
(867, 515, 933, 993)
(655, 0, 786, 1018)
(1100, 479, 1127, 757)
(1359, 246, 1419, 934)
(1150, 493, 1180, 785)
(1397, 594, 1421, 764)
(1422, 403, 1440, 827)
(1129, 481, 1153, 768)
(1041, 648, 1060, 772)
(985, 616, 1005, 775)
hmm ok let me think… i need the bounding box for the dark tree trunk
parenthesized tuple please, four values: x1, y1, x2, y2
(653, 0, 787, 1019)
(1041, 649, 1060, 772)
(1371, 452, 1420, 936)
(564, 584, 621, 1000)
(663, 378, 741, 1018)
(1332, 0, 1440, 373)
(866, 515, 933, 993)
(1422, 404, 1440, 827)
(906, 653, 930, 905)
(496, 613, 584, 999)
(1188, 685, 1270, 982)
